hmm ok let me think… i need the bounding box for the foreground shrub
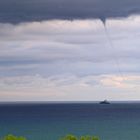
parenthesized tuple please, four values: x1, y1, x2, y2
(61, 135, 77, 140)
(1, 135, 26, 140)
(1, 134, 99, 140)
(60, 134, 100, 140)
(80, 135, 99, 140)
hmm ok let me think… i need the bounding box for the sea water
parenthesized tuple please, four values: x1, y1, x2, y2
(0, 103, 140, 140)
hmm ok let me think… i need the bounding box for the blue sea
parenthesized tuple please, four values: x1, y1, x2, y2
(0, 102, 140, 140)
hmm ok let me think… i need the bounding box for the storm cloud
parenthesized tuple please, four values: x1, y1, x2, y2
(1, 0, 140, 23)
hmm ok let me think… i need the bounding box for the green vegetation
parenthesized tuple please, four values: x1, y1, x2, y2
(0, 134, 100, 140)
(0, 135, 26, 140)
(60, 134, 100, 140)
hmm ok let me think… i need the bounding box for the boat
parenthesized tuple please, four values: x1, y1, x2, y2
(99, 100, 110, 104)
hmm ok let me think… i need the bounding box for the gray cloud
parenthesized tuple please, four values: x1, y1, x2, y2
(1, 0, 140, 23)
(0, 18, 139, 77)
(0, 17, 140, 101)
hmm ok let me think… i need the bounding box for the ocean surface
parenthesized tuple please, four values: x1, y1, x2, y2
(0, 103, 140, 140)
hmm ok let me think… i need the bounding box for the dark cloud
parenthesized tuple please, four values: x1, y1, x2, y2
(1, 0, 140, 23)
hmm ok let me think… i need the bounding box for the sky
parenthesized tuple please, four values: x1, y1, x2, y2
(0, 0, 140, 101)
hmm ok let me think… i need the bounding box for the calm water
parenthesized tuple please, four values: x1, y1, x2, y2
(0, 103, 140, 140)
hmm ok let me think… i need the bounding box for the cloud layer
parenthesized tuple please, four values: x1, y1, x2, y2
(0, 16, 140, 101)
(0, 17, 140, 76)
(0, 74, 139, 101)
